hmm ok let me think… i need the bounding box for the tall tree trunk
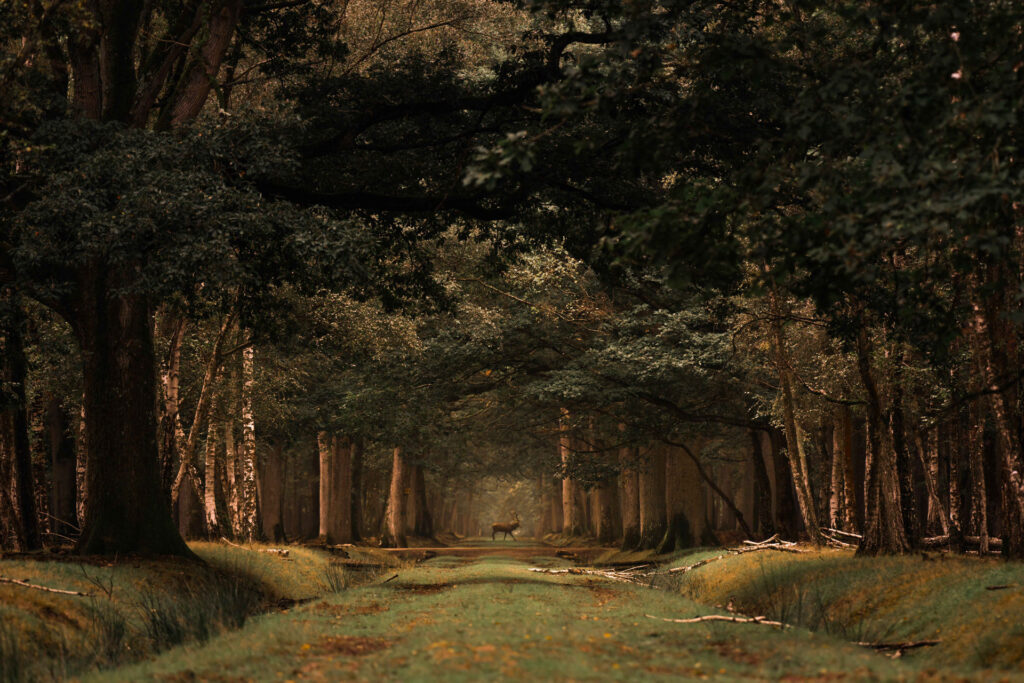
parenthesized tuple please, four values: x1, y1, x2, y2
(239, 345, 257, 541)
(637, 445, 667, 549)
(381, 447, 408, 548)
(560, 429, 584, 536)
(619, 445, 641, 549)
(317, 431, 331, 540)
(766, 287, 824, 546)
(203, 407, 221, 538)
(411, 464, 433, 537)
(156, 310, 186, 500)
(330, 435, 353, 543)
(890, 356, 919, 545)
(350, 437, 364, 542)
(594, 474, 620, 545)
(829, 408, 850, 531)
(171, 311, 235, 507)
(970, 299, 1024, 557)
(855, 330, 909, 555)
(260, 439, 286, 543)
(968, 401, 989, 553)
(769, 428, 799, 538)
(658, 442, 705, 553)
(0, 299, 41, 550)
(75, 399, 87, 530)
(224, 419, 240, 537)
(73, 276, 191, 556)
(47, 397, 78, 538)
(914, 427, 950, 538)
(750, 430, 773, 538)
(547, 475, 563, 536)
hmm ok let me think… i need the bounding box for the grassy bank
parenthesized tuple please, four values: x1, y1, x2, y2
(661, 547, 1024, 672)
(87, 554, 918, 682)
(0, 542, 350, 681)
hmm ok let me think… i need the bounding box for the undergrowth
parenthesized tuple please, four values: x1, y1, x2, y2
(0, 541, 343, 681)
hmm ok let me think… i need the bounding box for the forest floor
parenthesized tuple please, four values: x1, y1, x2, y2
(3, 539, 1023, 681)
(79, 539, 1023, 681)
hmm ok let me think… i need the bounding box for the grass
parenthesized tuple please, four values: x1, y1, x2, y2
(7, 540, 1024, 680)
(0, 541, 343, 681)
(663, 547, 1024, 672)
(88, 553, 929, 682)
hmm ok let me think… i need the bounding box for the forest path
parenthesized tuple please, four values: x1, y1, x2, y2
(377, 537, 610, 562)
(96, 555, 954, 681)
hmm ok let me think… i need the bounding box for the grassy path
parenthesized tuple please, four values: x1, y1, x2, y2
(89, 541, 975, 682)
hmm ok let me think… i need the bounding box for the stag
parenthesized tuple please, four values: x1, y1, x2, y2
(491, 512, 520, 540)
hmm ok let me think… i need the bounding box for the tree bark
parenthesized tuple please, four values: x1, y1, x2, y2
(156, 310, 186, 499)
(970, 299, 1024, 557)
(239, 345, 258, 540)
(260, 439, 286, 543)
(381, 447, 408, 548)
(766, 287, 824, 546)
(411, 464, 433, 537)
(637, 445, 667, 549)
(0, 299, 41, 550)
(560, 428, 584, 536)
(750, 430, 774, 538)
(619, 445, 641, 549)
(968, 401, 989, 553)
(547, 475, 563, 536)
(594, 474, 620, 544)
(73, 274, 192, 556)
(47, 397, 78, 537)
(658, 442, 705, 553)
(855, 330, 909, 555)
(171, 311, 235, 508)
(75, 399, 87, 531)
(350, 436, 364, 542)
(203, 406, 221, 538)
(769, 428, 799, 538)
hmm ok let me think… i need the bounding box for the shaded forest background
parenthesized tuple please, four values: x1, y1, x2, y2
(1, 0, 1023, 559)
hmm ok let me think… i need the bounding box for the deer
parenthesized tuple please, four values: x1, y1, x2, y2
(491, 512, 520, 540)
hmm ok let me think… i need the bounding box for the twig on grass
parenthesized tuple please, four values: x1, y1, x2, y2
(646, 613, 789, 628)
(0, 576, 92, 597)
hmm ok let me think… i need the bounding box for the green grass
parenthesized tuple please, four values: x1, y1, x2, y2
(663, 547, 1024, 672)
(8, 542, 1024, 681)
(0, 541, 341, 681)
(91, 555, 931, 682)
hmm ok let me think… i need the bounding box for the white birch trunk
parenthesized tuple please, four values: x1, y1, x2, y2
(240, 345, 257, 540)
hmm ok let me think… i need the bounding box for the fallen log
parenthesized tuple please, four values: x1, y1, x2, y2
(919, 535, 1001, 550)
(646, 613, 789, 628)
(0, 576, 92, 597)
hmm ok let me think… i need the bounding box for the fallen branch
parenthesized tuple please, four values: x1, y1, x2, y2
(856, 640, 940, 652)
(668, 542, 808, 575)
(0, 576, 92, 597)
(527, 567, 639, 583)
(821, 527, 863, 541)
(668, 553, 730, 574)
(220, 537, 290, 557)
(646, 613, 789, 628)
